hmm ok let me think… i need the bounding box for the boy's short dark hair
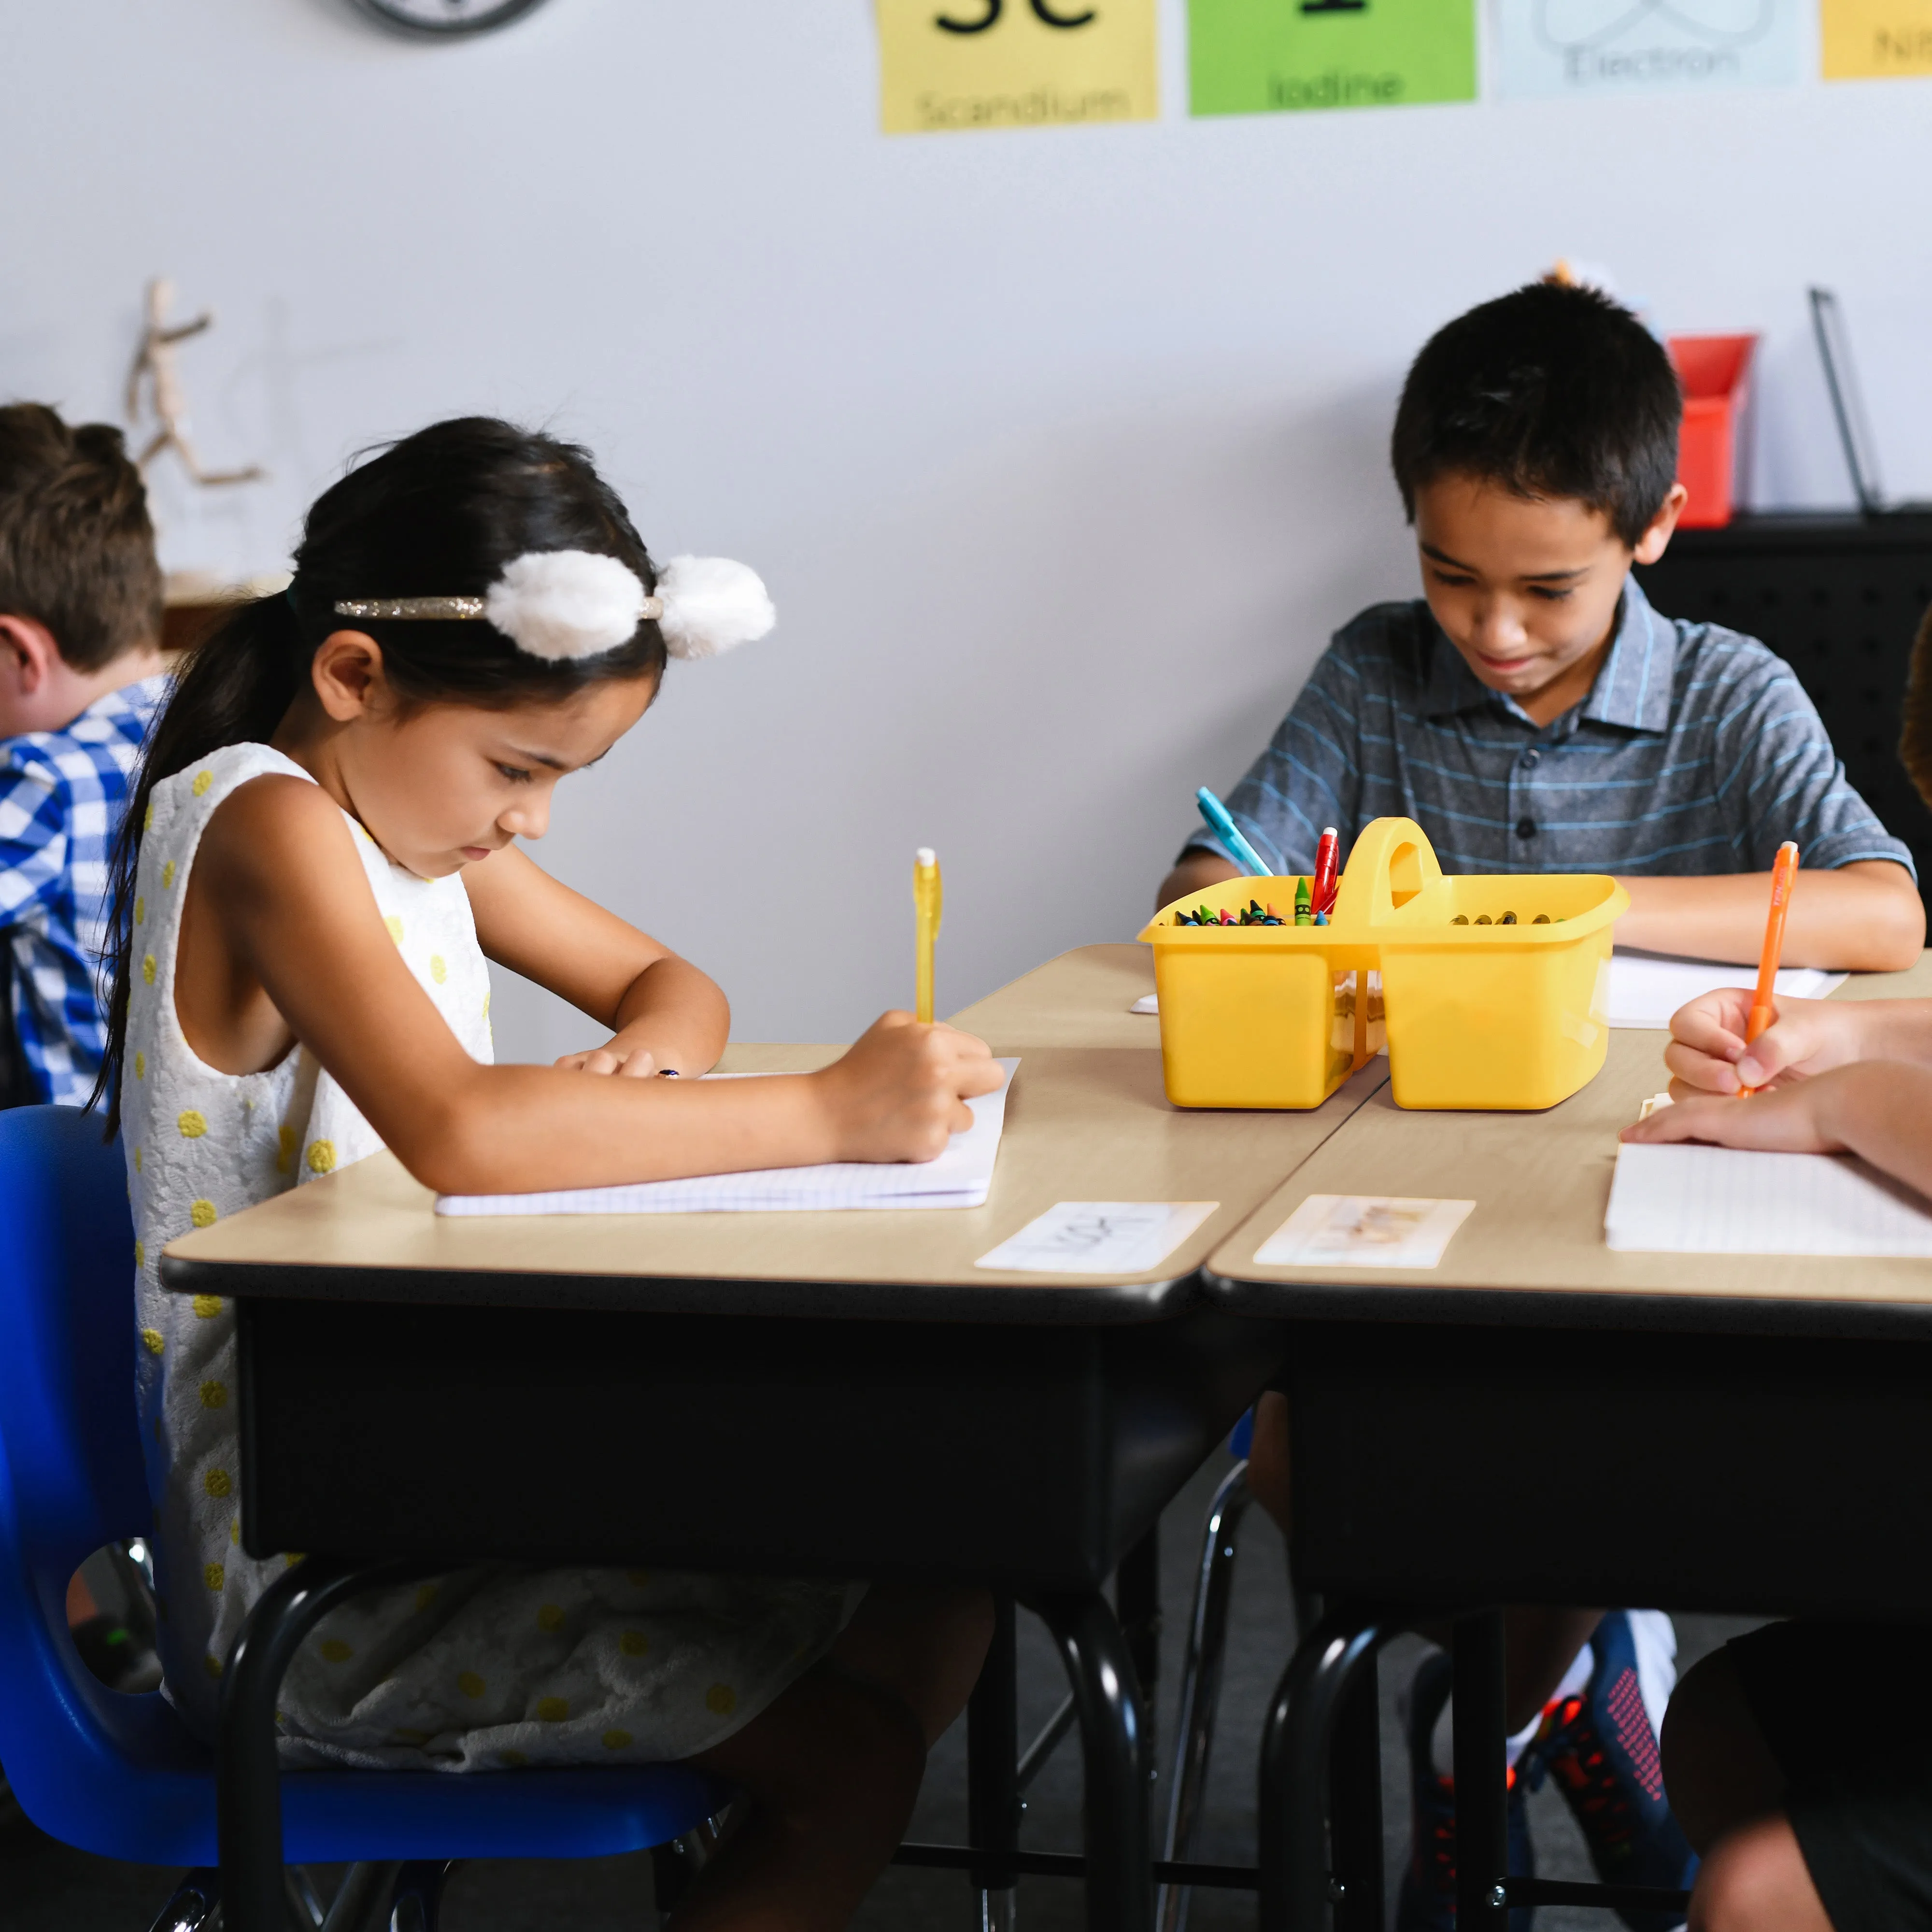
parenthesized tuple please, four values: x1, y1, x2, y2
(0, 403, 163, 672)
(1901, 602, 1932, 811)
(1390, 282, 1683, 549)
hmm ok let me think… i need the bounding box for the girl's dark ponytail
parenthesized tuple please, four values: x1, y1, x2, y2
(94, 415, 667, 1135)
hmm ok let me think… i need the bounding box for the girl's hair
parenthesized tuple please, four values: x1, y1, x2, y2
(96, 416, 665, 1130)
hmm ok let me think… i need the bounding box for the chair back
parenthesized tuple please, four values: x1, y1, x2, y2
(0, 1105, 215, 1855)
(0, 1105, 730, 1866)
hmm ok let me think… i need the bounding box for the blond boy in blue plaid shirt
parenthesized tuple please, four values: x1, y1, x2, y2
(0, 405, 167, 1107)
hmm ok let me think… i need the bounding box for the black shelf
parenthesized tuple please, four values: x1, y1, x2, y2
(1636, 513, 1932, 910)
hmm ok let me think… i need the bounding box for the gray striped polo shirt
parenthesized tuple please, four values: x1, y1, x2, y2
(1182, 575, 1914, 881)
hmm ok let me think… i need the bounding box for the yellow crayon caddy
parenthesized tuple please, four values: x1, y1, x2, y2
(1137, 817, 1629, 1111)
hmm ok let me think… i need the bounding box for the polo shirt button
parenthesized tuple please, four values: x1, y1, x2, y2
(1515, 818, 1537, 840)
(1519, 750, 1540, 770)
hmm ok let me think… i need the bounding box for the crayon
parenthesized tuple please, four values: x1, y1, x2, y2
(1293, 878, 1312, 925)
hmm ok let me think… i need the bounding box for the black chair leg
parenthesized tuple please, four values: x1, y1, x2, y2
(146, 1867, 220, 1932)
(387, 1860, 455, 1932)
(1029, 1588, 1153, 1932)
(217, 1555, 437, 1932)
(1329, 1652, 1383, 1932)
(968, 1593, 1021, 1930)
(1258, 1605, 1397, 1932)
(1453, 1609, 1509, 1932)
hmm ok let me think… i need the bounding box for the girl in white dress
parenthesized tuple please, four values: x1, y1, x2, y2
(99, 416, 998, 1931)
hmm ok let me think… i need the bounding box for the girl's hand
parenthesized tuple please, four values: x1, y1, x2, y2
(813, 1012, 1005, 1163)
(555, 1040, 662, 1078)
(1619, 1076, 1845, 1156)
(1662, 990, 1866, 1099)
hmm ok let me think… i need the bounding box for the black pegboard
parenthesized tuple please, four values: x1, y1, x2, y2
(1636, 513, 1932, 911)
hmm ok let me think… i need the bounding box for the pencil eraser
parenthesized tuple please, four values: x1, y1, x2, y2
(915, 847, 937, 867)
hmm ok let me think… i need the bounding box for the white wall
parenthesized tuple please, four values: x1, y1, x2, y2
(4, 0, 1929, 1057)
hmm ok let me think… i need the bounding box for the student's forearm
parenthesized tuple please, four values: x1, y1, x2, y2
(383, 1059, 839, 1196)
(600, 953, 731, 1074)
(1814, 1061, 1932, 1199)
(1613, 862, 1925, 971)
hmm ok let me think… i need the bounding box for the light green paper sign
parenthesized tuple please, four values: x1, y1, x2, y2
(1189, 0, 1478, 114)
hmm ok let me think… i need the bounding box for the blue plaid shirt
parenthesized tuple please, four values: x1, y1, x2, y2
(1182, 577, 1913, 882)
(0, 674, 168, 1105)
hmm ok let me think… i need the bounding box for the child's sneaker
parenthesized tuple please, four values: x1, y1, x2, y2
(1395, 1650, 1534, 1932)
(1520, 1611, 1697, 1932)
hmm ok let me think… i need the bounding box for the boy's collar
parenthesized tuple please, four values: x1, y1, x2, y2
(1421, 573, 1676, 735)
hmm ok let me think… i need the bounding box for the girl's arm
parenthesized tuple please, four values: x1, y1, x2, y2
(462, 844, 727, 1077)
(1621, 1061, 1932, 1204)
(1612, 861, 1924, 971)
(180, 778, 1003, 1196)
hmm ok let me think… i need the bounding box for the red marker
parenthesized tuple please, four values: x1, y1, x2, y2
(1312, 827, 1340, 914)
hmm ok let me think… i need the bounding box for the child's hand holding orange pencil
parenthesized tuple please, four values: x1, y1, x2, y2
(1738, 841, 1799, 1093)
(1660, 987, 1862, 1098)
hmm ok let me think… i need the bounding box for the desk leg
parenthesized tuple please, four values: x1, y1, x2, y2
(1452, 1610, 1508, 1932)
(1030, 1590, 1152, 1932)
(968, 1594, 1020, 1932)
(1257, 1607, 1394, 1932)
(1117, 1526, 1161, 1747)
(218, 1555, 430, 1932)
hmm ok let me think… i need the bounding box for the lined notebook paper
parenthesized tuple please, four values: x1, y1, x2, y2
(1605, 1141, 1932, 1255)
(436, 1059, 1019, 1216)
(1608, 953, 1847, 1030)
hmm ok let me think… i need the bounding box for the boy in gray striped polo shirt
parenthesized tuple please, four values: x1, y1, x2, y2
(1165, 283, 1924, 1931)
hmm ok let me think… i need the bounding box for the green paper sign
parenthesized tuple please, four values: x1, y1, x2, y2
(1189, 0, 1477, 115)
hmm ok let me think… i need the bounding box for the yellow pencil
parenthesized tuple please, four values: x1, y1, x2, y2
(914, 847, 942, 1024)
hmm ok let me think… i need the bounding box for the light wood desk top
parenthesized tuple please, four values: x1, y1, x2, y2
(1204, 953, 1932, 1335)
(162, 944, 1386, 1324)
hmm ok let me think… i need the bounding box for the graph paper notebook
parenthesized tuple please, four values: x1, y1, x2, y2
(1605, 1140, 1932, 1256)
(436, 1059, 1019, 1216)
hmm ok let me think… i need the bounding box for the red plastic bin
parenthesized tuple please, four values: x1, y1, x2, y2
(1668, 334, 1758, 529)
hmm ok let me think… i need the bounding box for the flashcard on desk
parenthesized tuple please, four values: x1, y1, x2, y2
(1254, 1194, 1476, 1270)
(975, 1201, 1218, 1275)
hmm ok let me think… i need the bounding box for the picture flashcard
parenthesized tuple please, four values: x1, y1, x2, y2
(1254, 1193, 1476, 1269)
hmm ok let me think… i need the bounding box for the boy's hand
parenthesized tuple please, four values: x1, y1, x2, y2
(1662, 990, 1867, 1098)
(814, 1012, 1004, 1163)
(1620, 1077, 1843, 1156)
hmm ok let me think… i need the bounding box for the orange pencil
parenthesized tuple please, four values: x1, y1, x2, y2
(1740, 840, 1799, 1094)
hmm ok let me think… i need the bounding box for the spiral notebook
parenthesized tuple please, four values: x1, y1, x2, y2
(435, 1059, 1019, 1216)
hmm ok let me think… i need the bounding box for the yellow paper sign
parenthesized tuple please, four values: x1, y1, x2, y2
(1822, 0, 1932, 75)
(875, 0, 1159, 134)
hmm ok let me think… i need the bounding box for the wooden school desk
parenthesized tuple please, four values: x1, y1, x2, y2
(162, 942, 1382, 1932)
(1201, 955, 1932, 1932)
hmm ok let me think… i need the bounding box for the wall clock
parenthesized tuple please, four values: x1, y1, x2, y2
(351, 0, 551, 37)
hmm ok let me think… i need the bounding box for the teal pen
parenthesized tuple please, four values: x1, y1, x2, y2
(1195, 787, 1270, 877)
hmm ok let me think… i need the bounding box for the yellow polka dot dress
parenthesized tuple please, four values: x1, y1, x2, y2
(124, 744, 862, 1771)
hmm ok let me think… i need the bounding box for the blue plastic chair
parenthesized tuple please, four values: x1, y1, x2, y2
(0, 1105, 727, 1928)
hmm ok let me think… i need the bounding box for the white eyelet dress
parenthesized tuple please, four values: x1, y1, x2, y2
(124, 742, 863, 1770)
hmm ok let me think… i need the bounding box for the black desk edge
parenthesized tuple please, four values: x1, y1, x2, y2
(1199, 1266, 1932, 1344)
(159, 1253, 1202, 1326)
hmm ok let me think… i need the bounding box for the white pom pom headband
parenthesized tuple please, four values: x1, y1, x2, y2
(331, 548, 774, 663)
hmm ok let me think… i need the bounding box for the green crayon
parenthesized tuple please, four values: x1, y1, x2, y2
(1293, 877, 1313, 925)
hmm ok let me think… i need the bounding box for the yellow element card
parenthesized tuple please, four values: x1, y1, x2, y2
(875, 0, 1159, 135)
(1821, 0, 1932, 75)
